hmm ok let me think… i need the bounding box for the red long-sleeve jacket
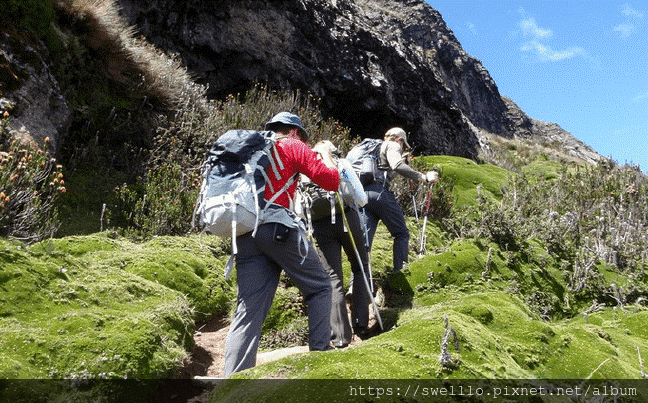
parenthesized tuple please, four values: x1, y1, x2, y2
(266, 138, 339, 209)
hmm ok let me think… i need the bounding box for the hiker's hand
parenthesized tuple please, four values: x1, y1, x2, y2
(313, 140, 338, 169)
(313, 140, 338, 157)
(425, 170, 439, 184)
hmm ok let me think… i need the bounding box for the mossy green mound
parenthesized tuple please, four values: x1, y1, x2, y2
(420, 156, 511, 208)
(216, 291, 648, 381)
(0, 233, 234, 378)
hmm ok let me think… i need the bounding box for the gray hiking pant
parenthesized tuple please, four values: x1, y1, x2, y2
(312, 208, 371, 345)
(223, 222, 332, 377)
(363, 182, 409, 272)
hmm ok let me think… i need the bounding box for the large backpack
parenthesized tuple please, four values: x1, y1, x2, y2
(300, 180, 339, 223)
(298, 157, 367, 230)
(345, 138, 385, 185)
(193, 130, 296, 278)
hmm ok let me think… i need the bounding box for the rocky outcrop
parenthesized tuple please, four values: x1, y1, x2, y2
(530, 119, 603, 165)
(114, 0, 527, 159)
(0, 32, 70, 153)
(0, 0, 601, 164)
(502, 96, 603, 164)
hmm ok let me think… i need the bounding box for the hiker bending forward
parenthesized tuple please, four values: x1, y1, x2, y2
(363, 127, 437, 273)
(223, 112, 339, 377)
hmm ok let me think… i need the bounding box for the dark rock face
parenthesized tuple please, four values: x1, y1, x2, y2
(0, 0, 600, 164)
(114, 0, 524, 158)
(1, 33, 70, 153)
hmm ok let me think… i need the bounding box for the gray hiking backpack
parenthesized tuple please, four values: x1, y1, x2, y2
(345, 138, 385, 185)
(193, 130, 297, 279)
(298, 157, 367, 236)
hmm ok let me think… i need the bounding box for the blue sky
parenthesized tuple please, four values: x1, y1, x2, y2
(427, 1, 648, 171)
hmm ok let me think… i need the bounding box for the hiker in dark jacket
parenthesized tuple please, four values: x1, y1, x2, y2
(223, 112, 340, 377)
(303, 141, 372, 347)
(363, 127, 437, 273)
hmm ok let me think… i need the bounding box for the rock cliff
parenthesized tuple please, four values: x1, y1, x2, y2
(113, 0, 600, 163)
(1, 32, 70, 152)
(0, 0, 601, 164)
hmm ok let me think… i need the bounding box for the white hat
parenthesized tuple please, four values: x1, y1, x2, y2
(385, 127, 411, 149)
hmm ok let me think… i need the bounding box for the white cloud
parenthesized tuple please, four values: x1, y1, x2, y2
(621, 3, 645, 18)
(614, 4, 644, 38)
(614, 23, 635, 38)
(521, 40, 585, 62)
(516, 14, 585, 63)
(546, 47, 586, 61)
(519, 17, 553, 39)
(633, 91, 648, 102)
(467, 22, 477, 35)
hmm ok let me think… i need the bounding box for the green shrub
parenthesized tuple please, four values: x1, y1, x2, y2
(0, 117, 64, 242)
(439, 159, 648, 314)
(112, 84, 354, 238)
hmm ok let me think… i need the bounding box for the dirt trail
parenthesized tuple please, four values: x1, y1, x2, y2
(184, 296, 381, 379)
(184, 316, 309, 379)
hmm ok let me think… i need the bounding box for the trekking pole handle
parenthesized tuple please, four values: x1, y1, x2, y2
(423, 183, 433, 216)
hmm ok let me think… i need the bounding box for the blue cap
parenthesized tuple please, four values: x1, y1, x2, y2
(265, 112, 309, 140)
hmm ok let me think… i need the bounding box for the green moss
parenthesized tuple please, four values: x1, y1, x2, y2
(521, 160, 563, 181)
(32, 233, 122, 257)
(418, 156, 511, 209)
(219, 292, 648, 384)
(0, 233, 234, 378)
(263, 286, 304, 332)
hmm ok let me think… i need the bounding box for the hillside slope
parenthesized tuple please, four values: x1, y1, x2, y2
(2, 156, 647, 383)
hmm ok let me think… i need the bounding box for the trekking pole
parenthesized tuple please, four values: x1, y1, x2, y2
(412, 190, 422, 254)
(412, 194, 420, 223)
(337, 193, 384, 331)
(359, 207, 374, 293)
(418, 184, 434, 258)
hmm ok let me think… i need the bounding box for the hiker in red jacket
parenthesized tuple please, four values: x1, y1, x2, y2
(224, 112, 340, 376)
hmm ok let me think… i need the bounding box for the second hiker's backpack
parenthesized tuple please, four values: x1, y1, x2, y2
(298, 157, 367, 228)
(300, 180, 338, 223)
(345, 138, 385, 185)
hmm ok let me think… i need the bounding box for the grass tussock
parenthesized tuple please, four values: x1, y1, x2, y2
(53, 0, 193, 106)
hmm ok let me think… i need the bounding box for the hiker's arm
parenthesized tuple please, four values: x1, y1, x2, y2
(385, 142, 426, 182)
(294, 141, 340, 191)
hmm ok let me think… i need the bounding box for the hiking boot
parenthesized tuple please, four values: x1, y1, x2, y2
(353, 327, 371, 341)
(333, 341, 349, 349)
